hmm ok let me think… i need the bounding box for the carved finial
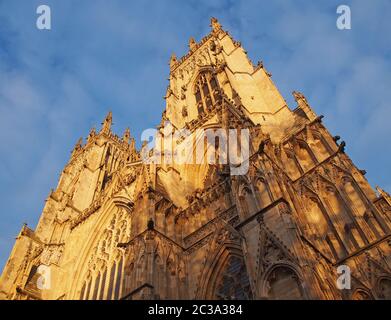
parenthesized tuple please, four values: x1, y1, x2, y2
(292, 91, 317, 121)
(75, 137, 83, 148)
(101, 111, 113, 134)
(376, 186, 391, 206)
(87, 127, 96, 143)
(123, 128, 131, 144)
(292, 91, 307, 103)
(376, 186, 390, 197)
(130, 138, 135, 153)
(140, 140, 148, 158)
(170, 53, 177, 68)
(71, 137, 83, 157)
(189, 37, 197, 51)
(210, 17, 221, 32)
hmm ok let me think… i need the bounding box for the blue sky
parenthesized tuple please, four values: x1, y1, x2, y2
(0, 0, 390, 271)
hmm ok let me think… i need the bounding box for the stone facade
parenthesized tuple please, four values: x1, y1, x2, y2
(1, 18, 390, 300)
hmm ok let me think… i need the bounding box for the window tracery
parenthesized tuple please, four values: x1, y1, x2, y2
(79, 209, 130, 300)
(214, 255, 252, 300)
(194, 71, 221, 115)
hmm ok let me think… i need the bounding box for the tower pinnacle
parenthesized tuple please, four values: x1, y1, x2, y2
(71, 137, 83, 158)
(101, 111, 113, 134)
(189, 37, 197, 51)
(210, 17, 222, 32)
(170, 53, 177, 69)
(123, 127, 131, 144)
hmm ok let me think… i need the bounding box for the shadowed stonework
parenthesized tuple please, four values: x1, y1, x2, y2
(0, 18, 390, 300)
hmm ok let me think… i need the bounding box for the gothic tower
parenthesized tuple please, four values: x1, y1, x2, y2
(0, 18, 390, 300)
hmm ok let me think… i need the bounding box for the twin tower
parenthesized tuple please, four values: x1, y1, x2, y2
(1, 18, 390, 300)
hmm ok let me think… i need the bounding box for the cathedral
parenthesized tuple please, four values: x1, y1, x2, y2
(0, 18, 390, 300)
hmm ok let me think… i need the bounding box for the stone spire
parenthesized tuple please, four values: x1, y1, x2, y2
(189, 37, 197, 51)
(101, 111, 113, 134)
(87, 127, 96, 143)
(130, 137, 136, 155)
(71, 137, 83, 158)
(376, 186, 391, 206)
(123, 127, 131, 144)
(170, 53, 177, 69)
(210, 17, 222, 32)
(292, 91, 317, 121)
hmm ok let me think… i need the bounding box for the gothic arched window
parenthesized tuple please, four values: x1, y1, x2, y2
(194, 71, 221, 115)
(77, 208, 131, 300)
(238, 184, 257, 218)
(324, 186, 364, 251)
(214, 255, 252, 300)
(294, 140, 316, 172)
(310, 131, 330, 161)
(265, 266, 304, 300)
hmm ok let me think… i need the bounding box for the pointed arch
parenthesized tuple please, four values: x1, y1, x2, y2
(259, 263, 306, 300)
(377, 277, 391, 299)
(300, 186, 345, 260)
(294, 139, 317, 172)
(309, 129, 332, 161)
(341, 176, 384, 240)
(237, 180, 257, 218)
(197, 243, 252, 300)
(253, 174, 272, 209)
(281, 147, 301, 179)
(321, 182, 366, 251)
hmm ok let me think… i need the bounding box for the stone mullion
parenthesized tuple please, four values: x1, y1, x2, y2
(83, 280, 90, 300)
(198, 79, 207, 113)
(205, 75, 215, 107)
